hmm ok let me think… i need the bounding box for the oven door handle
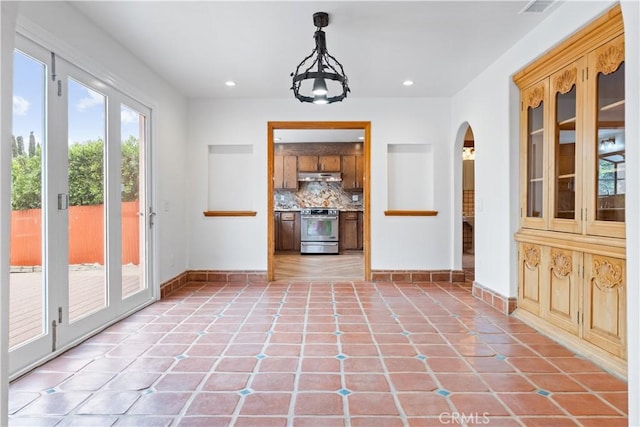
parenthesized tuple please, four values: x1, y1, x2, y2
(302, 215, 339, 220)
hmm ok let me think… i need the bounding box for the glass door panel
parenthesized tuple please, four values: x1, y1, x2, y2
(120, 104, 146, 299)
(549, 61, 583, 234)
(527, 102, 544, 219)
(586, 34, 625, 239)
(67, 78, 107, 323)
(554, 86, 577, 220)
(9, 50, 47, 350)
(520, 81, 548, 230)
(595, 62, 625, 223)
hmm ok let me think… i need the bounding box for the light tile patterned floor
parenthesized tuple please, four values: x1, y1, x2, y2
(9, 280, 628, 426)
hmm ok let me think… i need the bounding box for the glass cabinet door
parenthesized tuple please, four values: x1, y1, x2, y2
(549, 60, 584, 234)
(520, 81, 548, 230)
(586, 35, 625, 238)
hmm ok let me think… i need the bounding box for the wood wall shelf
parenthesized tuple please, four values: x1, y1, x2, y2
(203, 211, 257, 217)
(384, 210, 438, 217)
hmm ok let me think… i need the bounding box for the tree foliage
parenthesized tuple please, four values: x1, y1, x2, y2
(121, 136, 140, 202)
(11, 145, 42, 210)
(11, 135, 140, 210)
(68, 139, 105, 206)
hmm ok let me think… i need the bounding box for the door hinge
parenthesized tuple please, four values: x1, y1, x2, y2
(52, 320, 57, 351)
(58, 307, 63, 324)
(51, 52, 56, 81)
(149, 207, 156, 228)
(57, 80, 62, 97)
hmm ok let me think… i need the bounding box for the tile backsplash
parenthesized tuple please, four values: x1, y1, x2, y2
(275, 182, 363, 210)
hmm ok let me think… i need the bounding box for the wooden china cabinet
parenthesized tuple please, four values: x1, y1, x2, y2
(514, 5, 626, 374)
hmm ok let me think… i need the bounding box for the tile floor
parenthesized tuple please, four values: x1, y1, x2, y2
(9, 280, 628, 426)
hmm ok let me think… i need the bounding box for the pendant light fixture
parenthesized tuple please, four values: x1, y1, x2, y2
(291, 12, 350, 104)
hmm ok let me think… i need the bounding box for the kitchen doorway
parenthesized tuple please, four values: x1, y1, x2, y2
(462, 125, 475, 281)
(267, 122, 371, 281)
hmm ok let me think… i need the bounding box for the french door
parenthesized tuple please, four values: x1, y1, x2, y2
(9, 36, 154, 377)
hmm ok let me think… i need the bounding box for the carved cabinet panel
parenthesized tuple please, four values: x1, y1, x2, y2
(518, 243, 542, 315)
(543, 248, 580, 335)
(582, 254, 626, 358)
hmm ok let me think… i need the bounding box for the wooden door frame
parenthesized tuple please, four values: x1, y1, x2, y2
(267, 121, 371, 281)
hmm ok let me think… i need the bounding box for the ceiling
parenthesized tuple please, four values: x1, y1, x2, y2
(70, 1, 559, 100)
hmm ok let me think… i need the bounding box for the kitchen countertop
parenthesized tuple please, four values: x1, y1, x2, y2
(274, 207, 363, 212)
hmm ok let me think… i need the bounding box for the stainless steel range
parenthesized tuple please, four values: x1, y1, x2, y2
(300, 208, 339, 254)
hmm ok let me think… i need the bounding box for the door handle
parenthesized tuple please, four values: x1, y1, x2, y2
(57, 193, 69, 210)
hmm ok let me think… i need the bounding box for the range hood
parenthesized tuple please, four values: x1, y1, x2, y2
(298, 172, 342, 182)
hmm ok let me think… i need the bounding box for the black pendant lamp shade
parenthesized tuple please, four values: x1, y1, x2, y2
(291, 12, 350, 104)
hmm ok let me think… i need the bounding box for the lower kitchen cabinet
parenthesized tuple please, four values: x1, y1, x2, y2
(340, 211, 363, 252)
(275, 211, 300, 252)
(516, 238, 626, 362)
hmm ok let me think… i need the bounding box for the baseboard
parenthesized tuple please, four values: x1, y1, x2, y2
(160, 270, 267, 298)
(472, 281, 517, 314)
(370, 269, 466, 283)
(160, 268, 469, 298)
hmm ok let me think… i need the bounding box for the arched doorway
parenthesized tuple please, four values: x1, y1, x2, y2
(461, 125, 475, 281)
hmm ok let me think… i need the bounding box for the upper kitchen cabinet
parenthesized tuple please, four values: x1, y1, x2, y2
(342, 155, 364, 190)
(585, 35, 625, 239)
(519, 80, 548, 231)
(514, 6, 625, 239)
(298, 155, 341, 172)
(549, 59, 584, 234)
(274, 155, 297, 190)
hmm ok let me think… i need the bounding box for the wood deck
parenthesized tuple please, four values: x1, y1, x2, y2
(9, 265, 141, 350)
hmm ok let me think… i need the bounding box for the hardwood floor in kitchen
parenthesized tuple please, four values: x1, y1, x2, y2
(274, 253, 364, 280)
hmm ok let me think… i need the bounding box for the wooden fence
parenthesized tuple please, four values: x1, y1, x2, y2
(10, 201, 140, 266)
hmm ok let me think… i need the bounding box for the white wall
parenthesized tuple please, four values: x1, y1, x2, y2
(452, 1, 639, 424)
(14, 2, 189, 285)
(187, 97, 452, 271)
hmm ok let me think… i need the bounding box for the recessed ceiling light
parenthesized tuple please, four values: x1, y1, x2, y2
(403, 80, 414, 86)
(358, 136, 364, 140)
(225, 81, 236, 87)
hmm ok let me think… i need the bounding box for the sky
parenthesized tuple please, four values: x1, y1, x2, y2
(12, 50, 141, 147)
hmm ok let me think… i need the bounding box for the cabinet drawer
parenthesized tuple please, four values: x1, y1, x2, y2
(281, 212, 295, 221)
(343, 212, 358, 220)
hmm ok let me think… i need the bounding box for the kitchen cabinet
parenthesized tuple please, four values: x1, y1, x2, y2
(298, 155, 341, 172)
(339, 211, 363, 251)
(274, 211, 300, 252)
(517, 242, 626, 359)
(342, 155, 364, 190)
(274, 155, 297, 190)
(516, 31, 625, 237)
(514, 5, 626, 367)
